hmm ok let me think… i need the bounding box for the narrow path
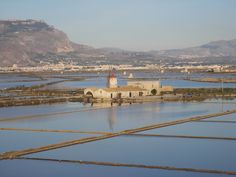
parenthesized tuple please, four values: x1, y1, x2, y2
(1, 109, 235, 159)
(195, 120, 236, 123)
(0, 127, 110, 135)
(0, 106, 110, 122)
(1, 127, 236, 141)
(130, 133, 236, 141)
(17, 157, 236, 175)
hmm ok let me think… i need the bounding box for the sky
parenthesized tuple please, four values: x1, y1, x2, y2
(1, 0, 236, 51)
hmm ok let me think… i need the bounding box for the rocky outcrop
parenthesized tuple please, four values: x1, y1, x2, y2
(0, 20, 75, 66)
(0, 19, 235, 67)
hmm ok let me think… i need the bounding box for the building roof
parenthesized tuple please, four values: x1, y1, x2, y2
(103, 86, 146, 92)
(128, 80, 160, 84)
(85, 86, 146, 94)
(84, 87, 99, 92)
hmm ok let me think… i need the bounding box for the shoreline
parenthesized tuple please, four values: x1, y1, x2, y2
(186, 78, 236, 83)
(0, 93, 235, 108)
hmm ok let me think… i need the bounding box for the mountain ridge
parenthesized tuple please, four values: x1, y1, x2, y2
(0, 19, 235, 67)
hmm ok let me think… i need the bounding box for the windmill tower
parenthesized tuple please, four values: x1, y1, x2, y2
(107, 68, 117, 88)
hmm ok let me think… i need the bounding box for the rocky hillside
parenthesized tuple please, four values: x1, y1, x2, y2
(0, 20, 94, 66)
(0, 19, 235, 67)
(151, 39, 236, 62)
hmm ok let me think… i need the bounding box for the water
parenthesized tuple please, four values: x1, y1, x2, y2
(130, 71, 236, 80)
(0, 75, 38, 82)
(1, 101, 235, 132)
(0, 102, 89, 119)
(0, 100, 235, 176)
(28, 136, 236, 171)
(51, 77, 127, 89)
(0, 74, 62, 89)
(162, 79, 236, 88)
(0, 131, 93, 152)
(50, 77, 236, 89)
(0, 71, 236, 176)
(0, 159, 226, 177)
(143, 120, 236, 138)
(50, 72, 236, 89)
(1, 72, 236, 89)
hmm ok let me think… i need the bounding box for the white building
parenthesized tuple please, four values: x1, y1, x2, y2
(127, 80, 161, 95)
(84, 69, 172, 99)
(84, 86, 148, 99)
(107, 69, 117, 88)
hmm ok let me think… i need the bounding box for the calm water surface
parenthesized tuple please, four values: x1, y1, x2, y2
(52, 77, 236, 88)
(0, 159, 228, 177)
(0, 75, 236, 177)
(1, 101, 235, 132)
(0, 131, 93, 152)
(28, 136, 236, 171)
(1, 72, 236, 89)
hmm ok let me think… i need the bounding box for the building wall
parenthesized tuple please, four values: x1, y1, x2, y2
(84, 79, 173, 99)
(128, 81, 161, 95)
(160, 86, 174, 92)
(84, 88, 149, 99)
(108, 77, 117, 88)
(107, 90, 149, 99)
(84, 88, 109, 98)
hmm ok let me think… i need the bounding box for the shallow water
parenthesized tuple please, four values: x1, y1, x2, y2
(28, 135, 236, 171)
(1, 72, 236, 89)
(0, 102, 89, 119)
(0, 159, 228, 177)
(0, 94, 236, 176)
(143, 120, 236, 138)
(51, 77, 127, 89)
(1, 101, 235, 132)
(51, 77, 236, 89)
(0, 74, 62, 89)
(0, 131, 93, 152)
(162, 79, 236, 88)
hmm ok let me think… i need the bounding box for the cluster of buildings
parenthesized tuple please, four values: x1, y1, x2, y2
(84, 69, 173, 100)
(1, 62, 236, 73)
(0, 63, 147, 72)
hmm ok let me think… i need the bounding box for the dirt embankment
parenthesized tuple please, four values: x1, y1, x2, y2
(187, 78, 236, 83)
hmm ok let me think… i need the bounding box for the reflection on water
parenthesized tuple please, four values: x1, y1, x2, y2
(1, 100, 236, 132)
(0, 71, 236, 177)
(1, 99, 236, 177)
(108, 106, 117, 131)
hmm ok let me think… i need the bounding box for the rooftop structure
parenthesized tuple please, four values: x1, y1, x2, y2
(107, 68, 117, 88)
(84, 69, 173, 100)
(128, 80, 161, 95)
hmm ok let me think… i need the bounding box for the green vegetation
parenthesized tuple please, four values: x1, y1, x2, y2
(151, 89, 157, 95)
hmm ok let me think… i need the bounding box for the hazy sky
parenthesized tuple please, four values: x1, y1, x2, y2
(1, 0, 236, 51)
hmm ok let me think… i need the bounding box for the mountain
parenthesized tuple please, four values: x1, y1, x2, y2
(0, 19, 98, 66)
(0, 19, 235, 67)
(152, 39, 236, 58)
(150, 39, 236, 64)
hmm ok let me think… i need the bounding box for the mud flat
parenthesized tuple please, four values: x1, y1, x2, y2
(187, 78, 236, 83)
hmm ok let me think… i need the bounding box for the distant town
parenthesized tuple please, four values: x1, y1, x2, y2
(1, 62, 235, 73)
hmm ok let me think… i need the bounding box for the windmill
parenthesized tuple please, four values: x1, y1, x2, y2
(107, 66, 117, 88)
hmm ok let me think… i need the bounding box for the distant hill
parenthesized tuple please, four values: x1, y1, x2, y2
(149, 39, 236, 65)
(0, 19, 235, 67)
(0, 19, 96, 66)
(152, 39, 236, 58)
